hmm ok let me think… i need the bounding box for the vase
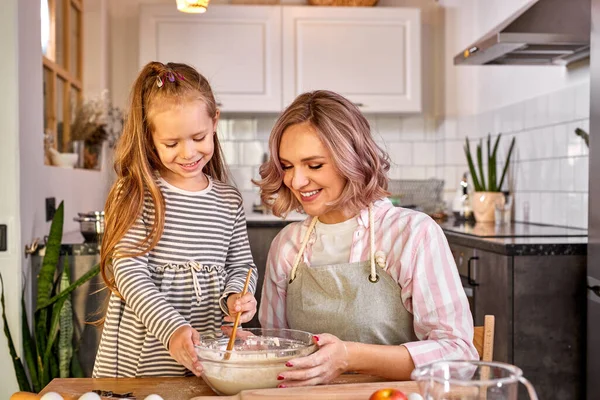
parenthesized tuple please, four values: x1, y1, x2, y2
(72, 140, 85, 168)
(83, 142, 103, 170)
(471, 192, 504, 222)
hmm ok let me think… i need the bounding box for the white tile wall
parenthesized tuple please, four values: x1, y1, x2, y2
(223, 82, 589, 228)
(222, 113, 441, 214)
(438, 82, 590, 229)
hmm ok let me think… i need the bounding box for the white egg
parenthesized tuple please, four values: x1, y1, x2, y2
(143, 395, 165, 400)
(78, 392, 102, 400)
(407, 393, 424, 400)
(40, 393, 64, 400)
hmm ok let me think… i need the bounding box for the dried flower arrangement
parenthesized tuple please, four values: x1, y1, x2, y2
(70, 91, 124, 149)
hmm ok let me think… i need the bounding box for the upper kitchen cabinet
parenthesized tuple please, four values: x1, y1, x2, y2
(282, 7, 421, 113)
(139, 5, 282, 112)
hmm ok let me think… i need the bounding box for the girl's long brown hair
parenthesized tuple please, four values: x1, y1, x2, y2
(101, 62, 228, 298)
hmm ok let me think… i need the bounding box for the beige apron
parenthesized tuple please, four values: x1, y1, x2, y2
(286, 205, 417, 345)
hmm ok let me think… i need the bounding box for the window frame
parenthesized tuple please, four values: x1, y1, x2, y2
(42, 0, 83, 156)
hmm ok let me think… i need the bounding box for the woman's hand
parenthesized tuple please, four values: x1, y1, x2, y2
(168, 325, 202, 376)
(224, 292, 257, 324)
(276, 333, 350, 387)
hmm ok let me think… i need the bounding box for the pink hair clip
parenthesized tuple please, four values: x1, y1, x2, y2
(167, 72, 175, 82)
(156, 76, 164, 88)
(176, 72, 185, 81)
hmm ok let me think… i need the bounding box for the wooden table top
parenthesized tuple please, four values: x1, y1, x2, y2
(36, 374, 420, 400)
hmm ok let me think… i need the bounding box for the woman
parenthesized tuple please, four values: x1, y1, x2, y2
(255, 90, 478, 387)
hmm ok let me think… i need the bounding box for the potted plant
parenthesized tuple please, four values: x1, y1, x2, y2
(464, 134, 516, 222)
(70, 91, 124, 170)
(0, 202, 100, 392)
(575, 127, 589, 148)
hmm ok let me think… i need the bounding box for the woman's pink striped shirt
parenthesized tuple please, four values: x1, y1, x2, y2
(258, 198, 479, 367)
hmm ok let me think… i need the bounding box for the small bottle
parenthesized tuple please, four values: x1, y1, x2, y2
(523, 201, 530, 223)
(460, 173, 474, 221)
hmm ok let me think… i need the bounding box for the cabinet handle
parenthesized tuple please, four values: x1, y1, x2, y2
(216, 102, 223, 107)
(589, 285, 600, 297)
(468, 256, 479, 286)
(353, 102, 365, 107)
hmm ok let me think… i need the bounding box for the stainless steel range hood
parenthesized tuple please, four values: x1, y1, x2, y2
(454, 0, 591, 66)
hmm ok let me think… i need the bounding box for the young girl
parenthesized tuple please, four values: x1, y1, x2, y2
(256, 90, 477, 386)
(93, 62, 258, 378)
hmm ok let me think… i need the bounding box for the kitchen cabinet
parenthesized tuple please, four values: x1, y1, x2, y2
(139, 5, 422, 114)
(450, 243, 512, 363)
(443, 221, 587, 400)
(282, 6, 421, 112)
(139, 5, 282, 112)
(245, 225, 284, 328)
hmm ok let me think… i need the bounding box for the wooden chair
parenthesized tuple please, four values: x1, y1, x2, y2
(473, 315, 495, 361)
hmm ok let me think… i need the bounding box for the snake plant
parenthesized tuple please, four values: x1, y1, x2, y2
(464, 133, 516, 192)
(0, 201, 100, 392)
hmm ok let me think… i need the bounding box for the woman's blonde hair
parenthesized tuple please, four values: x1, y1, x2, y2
(101, 61, 228, 296)
(255, 90, 390, 217)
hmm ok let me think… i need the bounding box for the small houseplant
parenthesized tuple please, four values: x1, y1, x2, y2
(464, 134, 516, 222)
(70, 91, 124, 170)
(575, 127, 589, 148)
(0, 202, 100, 392)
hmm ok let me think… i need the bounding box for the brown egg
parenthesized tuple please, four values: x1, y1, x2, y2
(10, 392, 41, 400)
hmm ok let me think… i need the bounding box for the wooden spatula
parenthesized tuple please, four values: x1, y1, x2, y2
(224, 268, 253, 360)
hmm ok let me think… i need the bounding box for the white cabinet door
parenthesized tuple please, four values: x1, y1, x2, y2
(139, 5, 282, 112)
(282, 7, 421, 113)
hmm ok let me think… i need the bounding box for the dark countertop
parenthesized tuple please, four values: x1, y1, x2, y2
(440, 219, 587, 256)
(246, 219, 302, 228)
(245, 210, 306, 228)
(32, 231, 102, 256)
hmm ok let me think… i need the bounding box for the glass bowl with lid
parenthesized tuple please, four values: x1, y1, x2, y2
(195, 328, 317, 395)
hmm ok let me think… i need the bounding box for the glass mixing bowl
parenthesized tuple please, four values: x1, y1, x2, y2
(195, 328, 317, 395)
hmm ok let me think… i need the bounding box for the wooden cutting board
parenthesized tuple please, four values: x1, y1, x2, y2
(190, 381, 420, 400)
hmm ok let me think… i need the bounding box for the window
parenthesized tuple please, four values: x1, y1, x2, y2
(42, 0, 83, 162)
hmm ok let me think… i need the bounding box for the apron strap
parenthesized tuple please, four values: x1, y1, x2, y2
(289, 205, 379, 283)
(368, 204, 378, 283)
(289, 216, 319, 282)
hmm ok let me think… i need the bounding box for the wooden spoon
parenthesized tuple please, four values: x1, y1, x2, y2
(224, 268, 253, 360)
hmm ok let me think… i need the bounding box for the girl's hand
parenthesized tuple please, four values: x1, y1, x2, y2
(168, 325, 203, 376)
(276, 333, 350, 387)
(224, 292, 257, 324)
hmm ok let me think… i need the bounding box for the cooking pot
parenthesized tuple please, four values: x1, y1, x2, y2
(73, 211, 104, 242)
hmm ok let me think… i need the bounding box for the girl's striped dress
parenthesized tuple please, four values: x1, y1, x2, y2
(93, 177, 257, 377)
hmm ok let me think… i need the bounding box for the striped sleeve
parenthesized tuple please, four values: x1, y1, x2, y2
(219, 198, 258, 315)
(113, 213, 189, 350)
(400, 218, 479, 366)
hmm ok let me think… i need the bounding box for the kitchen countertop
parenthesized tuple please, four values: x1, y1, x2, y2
(34, 212, 308, 255)
(439, 219, 587, 256)
(36, 375, 406, 400)
(45, 217, 588, 258)
(245, 210, 306, 228)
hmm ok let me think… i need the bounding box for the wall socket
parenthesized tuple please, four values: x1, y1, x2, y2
(0, 224, 6, 251)
(46, 197, 56, 222)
